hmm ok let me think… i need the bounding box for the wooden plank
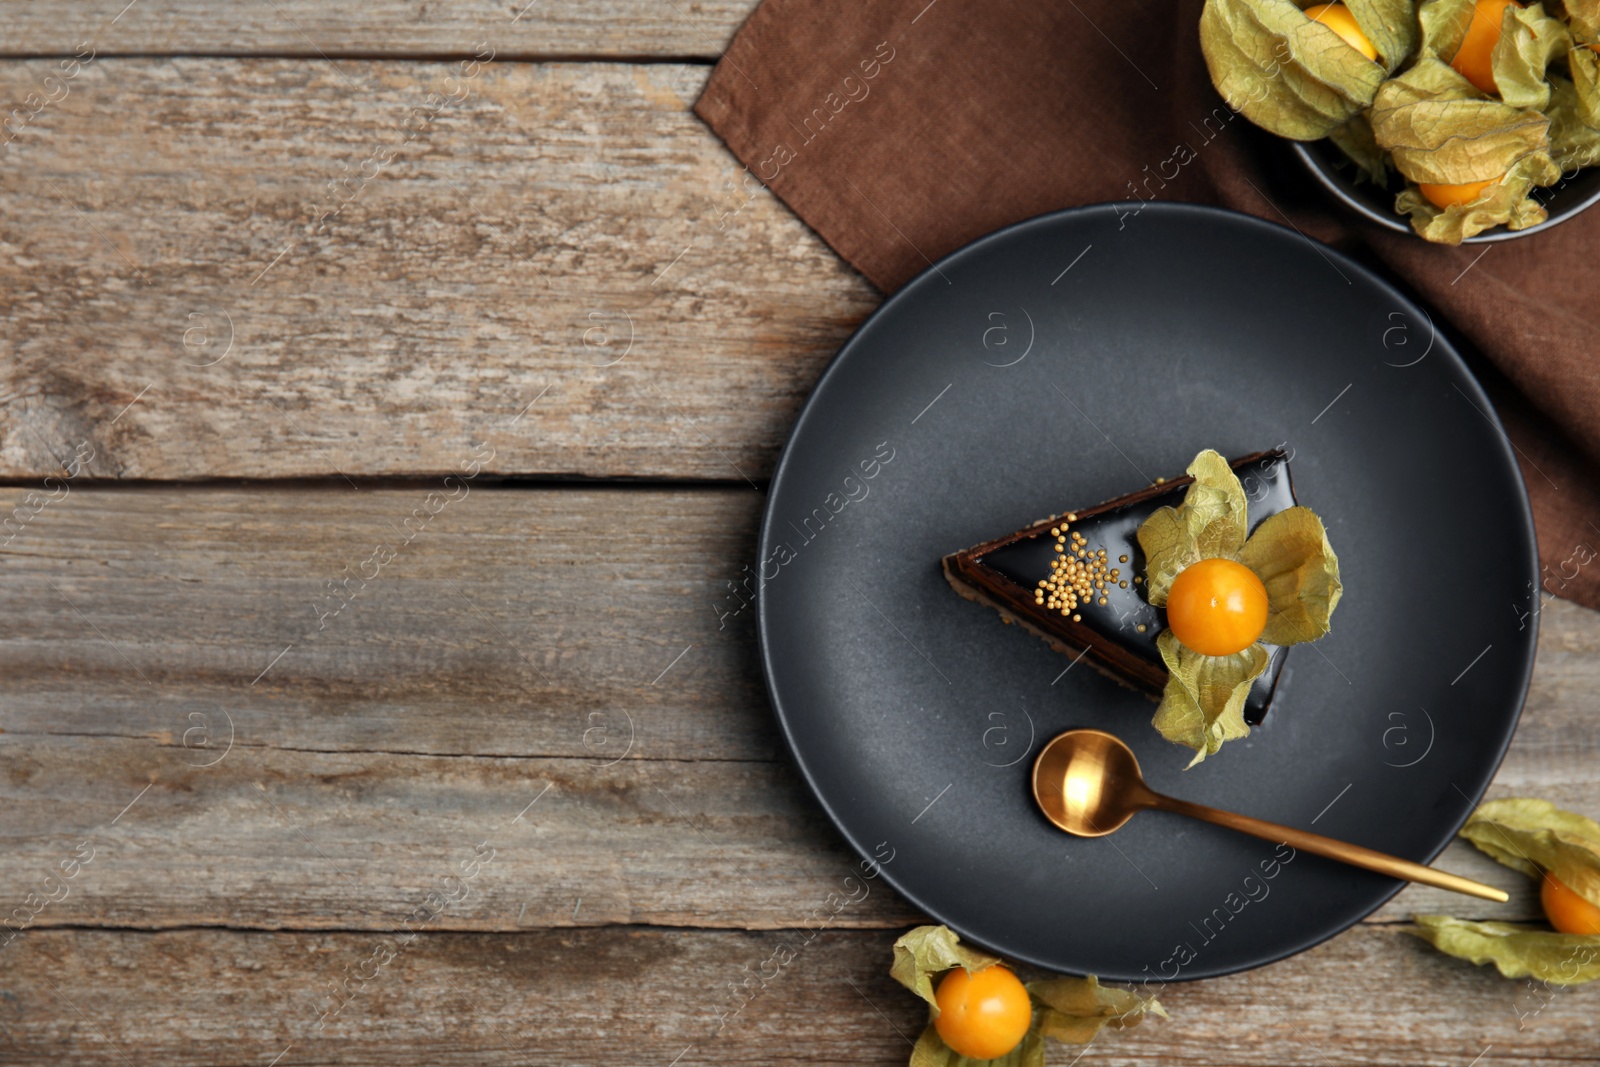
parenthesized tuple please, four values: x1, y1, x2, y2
(1, 925, 1592, 1065)
(0, 486, 776, 762)
(0, 734, 923, 931)
(0, 485, 1596, 932)
(0, 1, 758, 59)
(0, 58, 876, 481)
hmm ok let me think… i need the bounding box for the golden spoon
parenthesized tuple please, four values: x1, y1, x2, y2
(1031, 729, 1508, 902)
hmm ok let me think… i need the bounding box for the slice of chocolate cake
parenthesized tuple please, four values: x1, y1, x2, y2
(942, 450, 1295, 724)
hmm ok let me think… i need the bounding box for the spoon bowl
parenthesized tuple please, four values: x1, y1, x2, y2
(1029, 728, 1509, 902)
(1031, 728, 1151, 837)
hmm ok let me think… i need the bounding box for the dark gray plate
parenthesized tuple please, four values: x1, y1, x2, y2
(756, 202, 1538, 982)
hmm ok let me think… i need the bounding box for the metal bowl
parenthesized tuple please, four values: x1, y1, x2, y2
(1292, 137, 1600, 242)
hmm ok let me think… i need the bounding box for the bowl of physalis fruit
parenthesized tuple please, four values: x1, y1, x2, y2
(1201, 0, 1600, 242)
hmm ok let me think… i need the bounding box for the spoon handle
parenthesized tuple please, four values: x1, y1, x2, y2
(1152, 794, 1509, 902)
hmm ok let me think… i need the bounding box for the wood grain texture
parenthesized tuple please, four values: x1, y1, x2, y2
(0, 1, 758, 59)
(1, 925, 1594, 1066)
(0, 485, 1596, 934)
(0, 484, 907, 931)
(0, 734, 924, 931)
(0, 486, 774, 761)
(0, 58, 876, 481)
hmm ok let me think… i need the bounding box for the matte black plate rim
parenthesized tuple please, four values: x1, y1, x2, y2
(755, 200, 1538, 981)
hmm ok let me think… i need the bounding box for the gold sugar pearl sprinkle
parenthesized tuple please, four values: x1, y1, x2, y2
(1072, 613, 1081, 622)
(1067, 513, 1078, 521)
(1046, 533, 1118, 616)
(1134, 576, 1143, 584)
(1136, 623, 1147, 633)
(1119, 554, 1129, 563)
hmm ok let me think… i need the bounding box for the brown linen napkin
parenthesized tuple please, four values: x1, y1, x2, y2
(696, 0, 1600, 612)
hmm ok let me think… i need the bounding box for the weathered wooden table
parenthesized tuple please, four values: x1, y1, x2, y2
(1, 4, 1596, 1063)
